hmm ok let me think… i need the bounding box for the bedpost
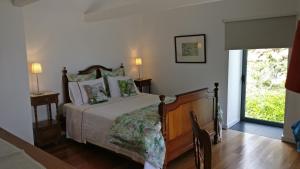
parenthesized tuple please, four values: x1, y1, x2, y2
(159, 95, 167, 139)
(120, 63, 125, 76)
(213, 82, 219, 144)
(159, 95, 168, 169)
(62, 67, 70, 103)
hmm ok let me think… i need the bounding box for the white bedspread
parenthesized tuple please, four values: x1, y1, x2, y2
(65, 93, 162, 168)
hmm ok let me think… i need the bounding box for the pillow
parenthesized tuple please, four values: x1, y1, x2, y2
(107, 76, 139, 98)
(118, 79, 137, 97)
(83, 83, 108, 105)
(67, 70, 97, 82)
(68, 78, 106, 105)
(78, 78, 106, 104)
(68, 82, 84, 105)
(101, 67, 125, 96)
(100, 67, 125, 78)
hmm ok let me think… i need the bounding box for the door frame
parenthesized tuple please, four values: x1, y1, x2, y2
(240, 49, 283, 128)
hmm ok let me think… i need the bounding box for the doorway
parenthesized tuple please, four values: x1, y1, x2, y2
(241, 48, 289, 127)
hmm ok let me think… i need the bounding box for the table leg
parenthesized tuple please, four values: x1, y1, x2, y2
(34, 106, 38, 128)
(48, 103, 52, 121)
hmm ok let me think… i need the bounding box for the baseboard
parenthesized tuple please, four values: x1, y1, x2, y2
(226, 119, 240, 128)
(281, 136, 295, 144)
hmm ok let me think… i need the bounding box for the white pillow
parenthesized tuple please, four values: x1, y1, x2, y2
(68, 78, 106, 105)
(68, 82, 84, 105)
(78, 78, 106, 104)
(107, 76, 140, 98)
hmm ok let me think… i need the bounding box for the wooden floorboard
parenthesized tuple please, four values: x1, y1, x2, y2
(44, 130, 300, 169)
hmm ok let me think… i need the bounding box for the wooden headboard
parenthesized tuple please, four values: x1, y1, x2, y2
(62, 64, 124, 104)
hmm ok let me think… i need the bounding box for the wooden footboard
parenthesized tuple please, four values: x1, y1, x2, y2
(159, 83, 219, 167)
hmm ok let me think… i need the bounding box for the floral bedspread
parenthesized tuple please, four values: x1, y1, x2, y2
(109, 97, 174, 169)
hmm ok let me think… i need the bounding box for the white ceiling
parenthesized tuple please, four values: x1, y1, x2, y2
(73, 0, 223, 21)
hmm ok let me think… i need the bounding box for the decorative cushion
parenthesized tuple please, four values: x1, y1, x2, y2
(68, 78, 106, 105)
(83, 83, 108, 105)
(78, 78, 106, 104)
(67, 70, 97, 82)
(107, 76, 140, 98)
(118, 79, 137, 97)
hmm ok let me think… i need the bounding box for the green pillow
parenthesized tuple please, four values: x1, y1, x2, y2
(83, 83, 108, 104)
(101, 67, 125, 96)
(67, 70, 97, 82)
(118, 79, 137, 97)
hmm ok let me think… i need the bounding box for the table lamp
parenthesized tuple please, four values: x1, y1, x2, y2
(135, 57, 142, 80)
(31, 63, 43, 95)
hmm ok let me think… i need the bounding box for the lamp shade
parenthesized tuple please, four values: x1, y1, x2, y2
(135, 57, 142, 66)
(31, 63, 42, 74)
(285, 21, 300, 93)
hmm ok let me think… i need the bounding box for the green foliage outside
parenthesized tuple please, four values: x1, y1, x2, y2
(246, 91, 285, 123)
(245, 48, 288, 123)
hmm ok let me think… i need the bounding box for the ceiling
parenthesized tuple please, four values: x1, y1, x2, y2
(74, 0, 223, 21)
(12, 0, 222, 21)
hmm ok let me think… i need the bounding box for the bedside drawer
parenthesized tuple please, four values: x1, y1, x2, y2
(31, 94, 58, 106)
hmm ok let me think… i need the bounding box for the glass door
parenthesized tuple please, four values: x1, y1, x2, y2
(241, 48, 289, 127)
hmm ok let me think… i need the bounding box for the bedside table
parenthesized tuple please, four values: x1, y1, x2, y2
(134, 79, 152, 93)
(30, 92, 61, 147)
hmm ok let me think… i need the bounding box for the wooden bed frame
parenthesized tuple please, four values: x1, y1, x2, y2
(62, 64, 220, 168)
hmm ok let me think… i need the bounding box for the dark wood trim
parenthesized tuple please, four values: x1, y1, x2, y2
(62, 67, 71, 104)
(0, 128, 75, 169)
(213, 83, 219, 144)
(62, 64, 124, 104)
(190, 111, 212, 169)
(240, 50, 248, 121)
(174, 34, 207, 64)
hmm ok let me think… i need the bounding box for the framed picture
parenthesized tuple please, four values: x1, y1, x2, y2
(174, 34, 206, 63)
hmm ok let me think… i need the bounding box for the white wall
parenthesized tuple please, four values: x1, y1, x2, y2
(282, 1, 300, 143)
(140, 0, 296, 127)
(0, 0, 33, 144)
(22, 0, 297, 129)
(227, 50, 243, 128)
(23, 0, 143, 120)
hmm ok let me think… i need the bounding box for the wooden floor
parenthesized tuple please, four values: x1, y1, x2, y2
(44, 130, 300, 169)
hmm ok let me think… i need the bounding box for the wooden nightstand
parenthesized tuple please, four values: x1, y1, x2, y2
(30, 92, 61, 147)
(134, 79, 152, 93)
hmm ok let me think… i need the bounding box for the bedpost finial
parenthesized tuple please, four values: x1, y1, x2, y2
(214, 82, 219, 88)
(63, 67, 67, 74)
(159, 95, 166, 102)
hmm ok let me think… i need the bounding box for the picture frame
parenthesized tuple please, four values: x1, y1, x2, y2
(174, 34, 206, 63)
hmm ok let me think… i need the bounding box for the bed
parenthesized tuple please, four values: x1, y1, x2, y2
(62, 64, 220, 169)
(0, 128, 75, 169)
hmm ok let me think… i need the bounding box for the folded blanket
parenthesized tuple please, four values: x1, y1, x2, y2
(291, 120, 300, 152)
(109, 97, 175, 169)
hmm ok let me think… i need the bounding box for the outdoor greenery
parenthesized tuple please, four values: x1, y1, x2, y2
(245, 48, 288, 123)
